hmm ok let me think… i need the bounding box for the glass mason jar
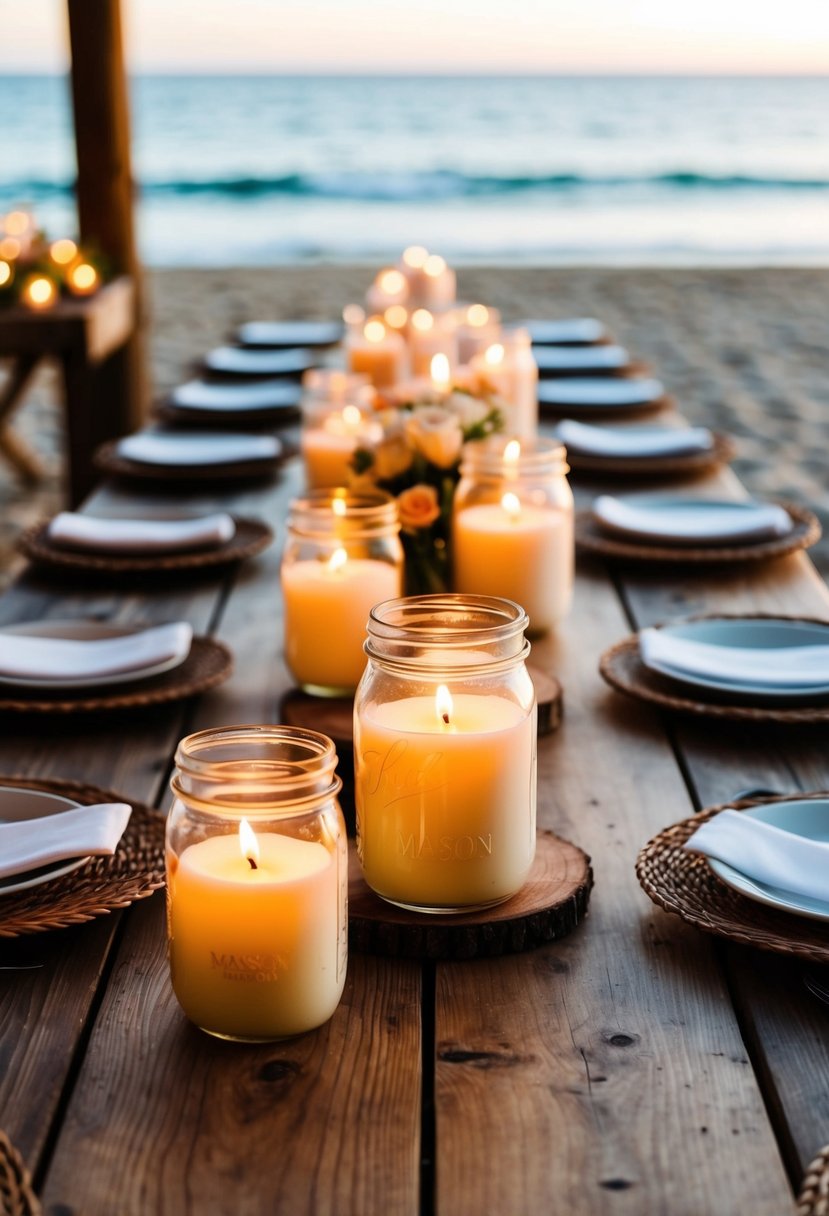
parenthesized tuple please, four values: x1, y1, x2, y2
(282, 490, 404, 697)
(354, 594, 537, 914)
(300, 377, 380, 490)
(166, 725, 347, 1043)
(452, 435, 574, 635)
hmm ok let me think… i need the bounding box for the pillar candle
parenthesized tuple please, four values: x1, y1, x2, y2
(408, 308, 458, 377)
(452, 493, 573, 632)
(282, 552, 402, 692)
(400, 248, 457, 309)
(469, 330, 538, 437)
(355, 687, 536, 910)
(301, 405, 382, 489)
(168, 828, 343, 1040)
(347, 317, 408, 389)
(456, 304, 502, 364)
(366, 266, 410, 315)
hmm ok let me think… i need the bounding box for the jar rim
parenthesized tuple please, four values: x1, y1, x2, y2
(365, 594, 530, 675)
(459, 434, 567, 474)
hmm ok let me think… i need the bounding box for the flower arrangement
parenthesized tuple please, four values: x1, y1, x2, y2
(351, 384, 504, 593)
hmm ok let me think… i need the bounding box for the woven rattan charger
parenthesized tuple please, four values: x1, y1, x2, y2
(566, 430, 736, 479)
(636, 791, 829, 965)
(577, 500, 820, 565)
(599, 614, 829, 726)
(0, 775, 165, 938)
(17, 516, 273, 578)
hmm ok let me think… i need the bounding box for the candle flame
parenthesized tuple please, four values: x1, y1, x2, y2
(411, 308, 434, 333)
(384, 304, 408, 330)
(24, 276, 56, 310)
(378, 268, 406, 295)
(328, 546, 348, 573)
(430, 353, 450, 388)
(485, 343, 504, 367)
(504, 439, 521, 464)
(4, 210, 30, 236)
(0, 261, 10, 287)
(239, 818, 259, 870)
(435, 683, 453, 726)
(424, 254, 446, 277)
(402, 245, 428, 269)
(0, 237, 21, 260)
(364, 318, 386, 343)
(343, 303, 365, 326)
(467, 304, 489, 327)
(342, 404, 362, 428)
(50, 238, 78, 266)
(501, 492, 522, 521)
(69, 262, 98, 293)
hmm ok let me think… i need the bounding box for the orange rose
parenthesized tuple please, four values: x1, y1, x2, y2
(397, 484, 441, 531)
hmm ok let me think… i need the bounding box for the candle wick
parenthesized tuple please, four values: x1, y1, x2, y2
(442, 712, 450, 725)
(247, 855, 258, 871)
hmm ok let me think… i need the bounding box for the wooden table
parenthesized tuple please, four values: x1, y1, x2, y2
(0, 277, 136, 505)
(0, 433, 828, 1216)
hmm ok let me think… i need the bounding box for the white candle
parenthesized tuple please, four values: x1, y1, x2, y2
(282, 551, 402, 693)
(347, 317, 408, 389)
(355, 685, 536, 910)
(408, 308, 458, 378)
(366, 266, 410, 314)
(301, 404, 381, 489)
(168, 824, 344, 1040)
(470, 330, 538, 437)
(400, 247, 457, 309)
(453, 493, 573, 632)
(456, 304, 502, 364)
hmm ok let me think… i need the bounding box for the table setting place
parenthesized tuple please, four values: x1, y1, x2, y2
(533, 342, 642, 378)
(158, 376, 303, 428)
(18, 508, 274, 576)
(537, 374, 671, 415)
(577, 492, 820, 563)
(555, 417, 735, 477)
(94, 427, 287, 484)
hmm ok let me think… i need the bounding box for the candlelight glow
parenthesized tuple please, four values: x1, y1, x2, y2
(343, 303, 365, 327)
(331, 495, 347, 517)
(384, 304, 408, 330)
(50, 238, 78, 266)
(4, 211, 31, 237)
(68, 262, 99, 294)
(0, 262, 10, 288)
(328, 546, 348, 573)
(501, 492, 522, 520)
(0, 237, 21, 261)
(239, 817, 260, 870)
(485, 343, 505, 367)
(364, 318, 386, 342)
(435, 683, 453, 726)
(22, 275, 56, 310)
(430, 352, 451, 388)
(402, 245, 428, 269)
(342, 404, 362, 428)
(423, 254, 447, 278)
(467, 304, 489, 327)
(504, 439, 521, 463)
(378, 268, 406, 296)
(411, 308, 434, 332)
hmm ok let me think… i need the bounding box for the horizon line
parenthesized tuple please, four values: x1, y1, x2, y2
(3, 67, 829, 79)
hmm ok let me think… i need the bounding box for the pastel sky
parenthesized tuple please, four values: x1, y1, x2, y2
(4, 0, 829, 73)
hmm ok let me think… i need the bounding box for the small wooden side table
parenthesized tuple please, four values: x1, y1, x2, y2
(0, 276, 137, 505)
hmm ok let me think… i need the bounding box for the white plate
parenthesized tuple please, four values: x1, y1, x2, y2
(203, 346, 315, 377)
(538, 377, 665, 409)
(522, 317, 607, 346)
(236, 320, 343, 349)
(593, 494, 792, 546)
(643, 618, 829, 700)
(0, 787, 90, 895)
(117, 431, 282, 467)
(0, 621, 190, 690)
(709, 799, 829, 922)
(534, 344, 631, 375)
(170, 378, 301, 411)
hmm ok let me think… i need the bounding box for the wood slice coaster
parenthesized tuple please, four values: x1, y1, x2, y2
(236, 320, 343, 349)
(0, 1129, 41, 1214)
(348, 829, 592, 960)
(797, 1143, 829, 1216)
(576, 500, 820, 565)
(534, 345, 643, 378)
(636, 793, 829, 965)
(0, 636, 232, 716)
(565, 431, 735, 478)
(0, 775, 165, 938)
(94, 439, 289, 486)
(202, 345, 316, 378)
(17, 516, 274, 578)
(538, 378, 672, 418)
(522, 317, 609, 346)
(279, 665, 563, 742)
(599, 622, 829, 725)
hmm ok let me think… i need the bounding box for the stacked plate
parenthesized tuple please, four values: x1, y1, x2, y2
(538, 376, 668, 416)
(202, 345, 316, 379)
(522, 317, 608, 346)
(534, 344, 637, 378)
(96, 429, 285, 484)
(160, 378, 302, 427)
(556, 419, 731, 477)
(236, 320, 343, 349)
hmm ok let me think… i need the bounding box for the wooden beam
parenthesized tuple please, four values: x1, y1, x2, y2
(66, 0, 148, 433)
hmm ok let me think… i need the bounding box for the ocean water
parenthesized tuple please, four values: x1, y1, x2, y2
(2, 73, 829, 265)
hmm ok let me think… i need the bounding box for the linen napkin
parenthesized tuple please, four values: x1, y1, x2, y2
(684, 809, 829, 904)
(593, 495, 792, 545)
(48, 512, 236, 553)
(117, 431, 282, 467)
(0, 802, 132, 879)
(0, 621, 193, 682)
(171, 378, 300, 410)
(557, 419, 714, 459)
(640, 627, 829, 688)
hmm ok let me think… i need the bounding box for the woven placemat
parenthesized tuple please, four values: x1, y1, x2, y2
(566, 431, 736, 478)
(93, 440, 287, 485)
(17, 516, 273, 577)
(0, 636, 232, 716)
(599, 616, 829, 725)
(636, 792, 829, 964)
(0, 1130, 40, 1216)
(577, 500, 820, 565)
(0, 776, 165, 938)
(797, 1143, 829, 1216)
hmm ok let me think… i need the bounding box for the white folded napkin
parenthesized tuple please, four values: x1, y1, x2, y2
(536, 344, 629, 370)
(557, 419, 714, 459)
(171, 379, 299, 409)
(48, 512, 236, 554)
(640, 627, 829, 688)
(0, 802, 132, 879)
(0, 622, 193, 681)
(117, 432, 281, 467)
(685, 809, 829, 904)
(593, 495, 792, 545)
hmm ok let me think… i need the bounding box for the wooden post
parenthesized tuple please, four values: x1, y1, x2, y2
(66, 0, 148, 442)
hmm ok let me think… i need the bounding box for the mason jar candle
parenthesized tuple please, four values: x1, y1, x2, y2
(354, 594, 537, 913)
(282, 490, 404, 696)
(452, 436, 574, 634)
(346, 315, 408, 389)
(301, 393, 382, 490)
(166, 725, 347, 1042)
